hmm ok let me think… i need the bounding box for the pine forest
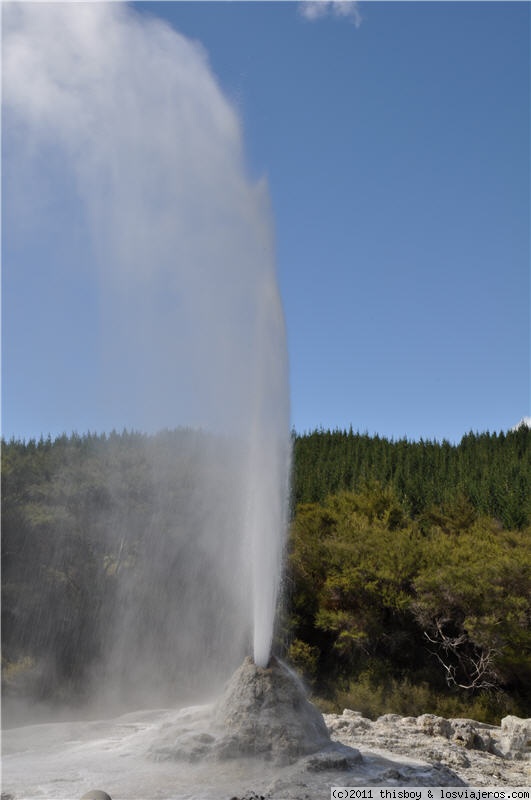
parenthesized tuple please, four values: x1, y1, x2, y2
(2, 426, 530, 722)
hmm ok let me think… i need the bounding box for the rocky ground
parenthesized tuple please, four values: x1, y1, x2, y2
(147, 658, 530, 793)
(323, 709, 531, 787)
(2, 661, 529, 799)
(219, 711, 531, 799)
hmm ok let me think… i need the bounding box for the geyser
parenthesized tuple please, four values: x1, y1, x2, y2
(3, 2, 290, 704)
(213, 657, 332, 761)
(147, 657, 362, 771)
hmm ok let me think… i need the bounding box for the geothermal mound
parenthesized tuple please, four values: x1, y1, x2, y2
(213, 656, 331, 761)
(149, 656, 337, 766)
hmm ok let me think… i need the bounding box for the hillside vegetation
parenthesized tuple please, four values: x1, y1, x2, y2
(286, 427, 530, 721)
(2, 426, 530, 721)
(292, 427, 530, 529)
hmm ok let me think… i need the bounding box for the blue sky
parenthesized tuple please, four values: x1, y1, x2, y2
(3, 1, 530, 443)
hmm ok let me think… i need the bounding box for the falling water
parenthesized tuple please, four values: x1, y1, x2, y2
(3, 3, 290, 704)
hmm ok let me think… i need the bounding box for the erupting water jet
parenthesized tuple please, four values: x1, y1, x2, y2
(3, 1, 290, 705)
(2, 2, 351, 793)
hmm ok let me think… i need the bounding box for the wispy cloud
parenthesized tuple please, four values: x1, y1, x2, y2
(299, 1, 362, 27)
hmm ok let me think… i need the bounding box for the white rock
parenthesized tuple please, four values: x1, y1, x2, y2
(342, 709, 363, 718)
(416, 714, 452, 738)
(499, 715, 531, 759)
(449, 719, 479, 749)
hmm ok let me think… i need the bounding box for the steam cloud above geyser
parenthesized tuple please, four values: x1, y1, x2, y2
(3, 3, 290, 700)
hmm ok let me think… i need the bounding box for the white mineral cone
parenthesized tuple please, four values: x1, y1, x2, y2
(213, 656, 331, 762)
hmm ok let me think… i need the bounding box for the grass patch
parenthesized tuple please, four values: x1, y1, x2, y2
(312, 672, 521, 724)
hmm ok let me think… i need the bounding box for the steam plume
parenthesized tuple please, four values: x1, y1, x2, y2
(3, 2, 290, 701)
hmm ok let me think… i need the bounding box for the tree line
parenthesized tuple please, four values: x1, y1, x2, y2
(2, 426, 530, 721)
(292, 426, 530, 529)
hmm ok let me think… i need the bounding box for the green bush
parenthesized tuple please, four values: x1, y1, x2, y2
(288, 485, 531, 720)
(326, 673, 520, 723)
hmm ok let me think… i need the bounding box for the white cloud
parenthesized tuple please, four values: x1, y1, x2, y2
(511, 417, 531, 431)
(299, 1, 362, 27)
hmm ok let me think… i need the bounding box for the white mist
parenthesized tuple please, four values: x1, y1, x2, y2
(4, 2, 290, 698)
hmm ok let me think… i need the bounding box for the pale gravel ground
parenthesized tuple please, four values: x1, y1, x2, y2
(3, 706, 529, 799)
(323, 710, 531, 788)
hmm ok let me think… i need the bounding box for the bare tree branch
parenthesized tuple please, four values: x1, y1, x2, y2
(423, 618, 501, 691)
